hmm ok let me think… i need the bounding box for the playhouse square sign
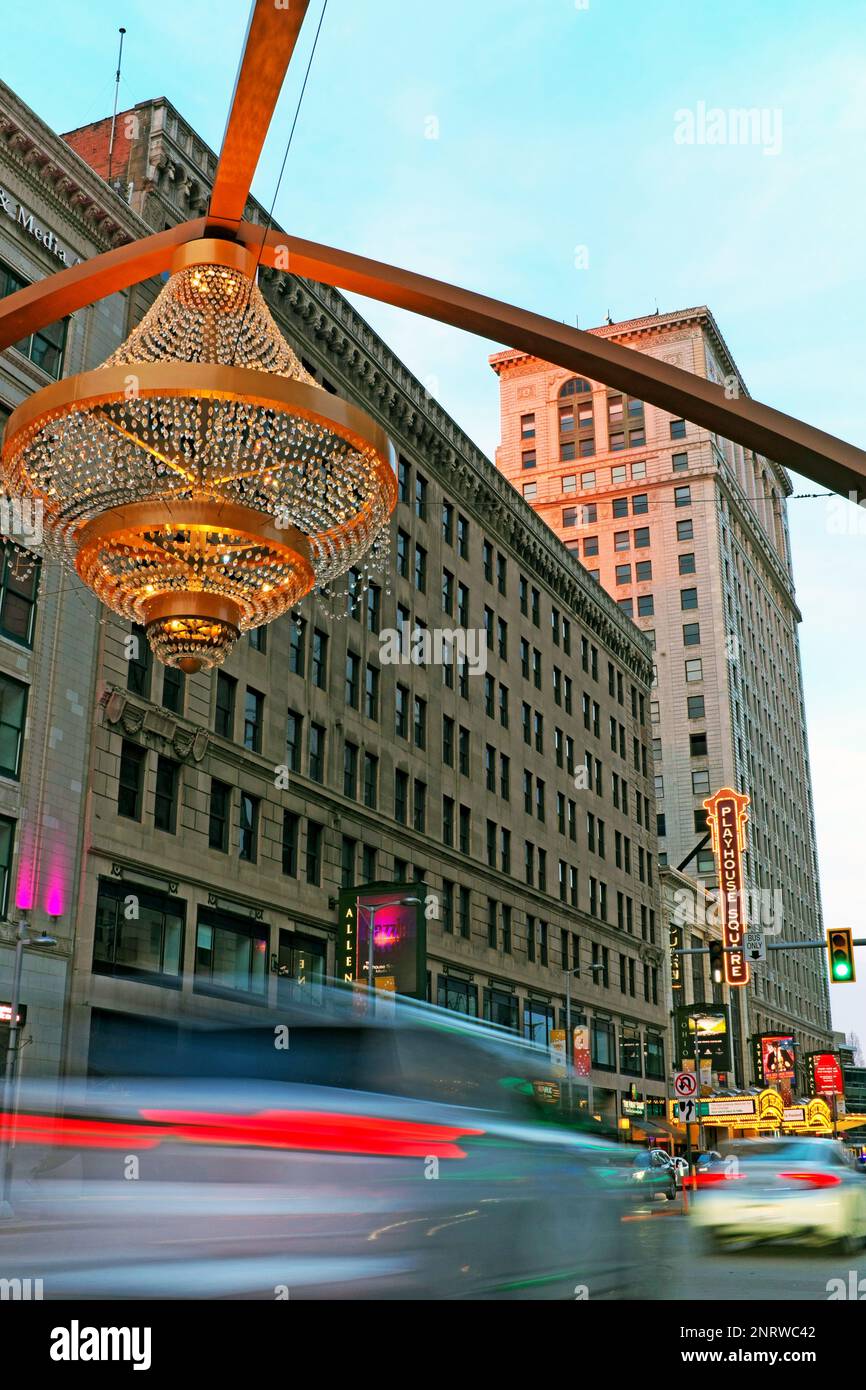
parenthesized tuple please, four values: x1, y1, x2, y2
(0, 186, 74, 263)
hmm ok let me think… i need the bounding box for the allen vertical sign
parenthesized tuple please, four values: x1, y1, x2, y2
(702, 787, 751, 988)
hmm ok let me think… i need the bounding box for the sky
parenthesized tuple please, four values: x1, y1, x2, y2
(6, 0, 866, 1043)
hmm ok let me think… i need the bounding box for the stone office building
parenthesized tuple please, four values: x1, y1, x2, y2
(3, 87, 670, 1125)
(0, 77, 156, 1087)
(491, 311, 834, 1090)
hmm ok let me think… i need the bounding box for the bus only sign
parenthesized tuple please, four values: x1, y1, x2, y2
(703, 787, 751, 988)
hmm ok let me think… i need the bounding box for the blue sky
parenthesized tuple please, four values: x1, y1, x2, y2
(9, 0, 866, 1043)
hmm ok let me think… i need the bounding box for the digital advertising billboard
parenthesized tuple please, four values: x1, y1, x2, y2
(337, 880, 427, 1001)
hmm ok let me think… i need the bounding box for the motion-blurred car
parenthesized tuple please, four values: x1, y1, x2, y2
(2, 988, 638, 1299)
(691, 1137, 866, 1252)
(630, 1149, 677, 1201)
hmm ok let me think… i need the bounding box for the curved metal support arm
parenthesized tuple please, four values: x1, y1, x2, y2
(240, 225, 866, 502)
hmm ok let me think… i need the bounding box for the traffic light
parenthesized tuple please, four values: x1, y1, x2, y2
(827, 928, 856, 984)
(709, 940, 725, 986)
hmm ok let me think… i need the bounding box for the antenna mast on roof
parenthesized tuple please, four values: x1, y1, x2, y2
(107, 27, 127, 186)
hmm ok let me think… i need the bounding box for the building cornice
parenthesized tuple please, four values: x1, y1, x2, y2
(0, 79, 147, 253)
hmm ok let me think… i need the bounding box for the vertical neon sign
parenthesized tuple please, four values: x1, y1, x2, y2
(702, 787, 750, 988)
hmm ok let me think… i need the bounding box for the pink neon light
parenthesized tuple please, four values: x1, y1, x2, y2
(45, 882, 64, 917)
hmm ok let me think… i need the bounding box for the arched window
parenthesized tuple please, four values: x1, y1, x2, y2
(559, 377, 592, 398)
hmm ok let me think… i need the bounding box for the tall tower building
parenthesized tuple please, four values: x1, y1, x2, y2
(491, 308, 833, 1087)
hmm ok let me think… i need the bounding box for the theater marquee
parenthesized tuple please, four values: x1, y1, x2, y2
(703, 787, 751, 988)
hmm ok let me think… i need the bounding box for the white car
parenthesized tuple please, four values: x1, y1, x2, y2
(691, 1137, 866, 1252)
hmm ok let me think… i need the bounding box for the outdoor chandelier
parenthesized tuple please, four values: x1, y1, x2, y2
(0, 0, 861, 676)
(0, 238, 395, 671)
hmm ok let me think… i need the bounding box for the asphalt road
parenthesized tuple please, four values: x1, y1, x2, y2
(626, 1195, 866, 1301)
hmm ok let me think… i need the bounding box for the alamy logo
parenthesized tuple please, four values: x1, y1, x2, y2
(378, 622, 487, 674)
(0, 496, 42, 546)
(0, 1276, 43, 1299)
(49, 1321, 152, 1371)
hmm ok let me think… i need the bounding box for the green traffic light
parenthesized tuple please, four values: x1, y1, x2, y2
(833, 958, 852, 981)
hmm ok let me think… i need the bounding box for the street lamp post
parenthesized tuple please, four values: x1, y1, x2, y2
(0, 915, 57, 1217)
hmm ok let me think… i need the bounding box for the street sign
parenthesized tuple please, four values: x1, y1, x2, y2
(678, 1098, 697, 1123)
(744, 930, 766, 963)
(674, 1070, 698, 1099)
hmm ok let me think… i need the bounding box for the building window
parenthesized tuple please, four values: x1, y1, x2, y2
(672, 451, 688, 471)
(363, 752, 379, 809)
(457, 514, 469, 558)
(117, 740, 145, 820)
(286, 709, 302, 772)
(521, 450, 536, 471)
(690, 733, 708, 758)
(692, 768, 710, 795)
(239, 793, 259, 862)
(305, 820, 323, 884)
(0, 815, 13, 916)
(153, 756, 179, 833)
(591, 1018, 616, 1069)
(442, 500, 454, 545)
(311, 630, 328, 689)
(583, 535, 599, 556)
(398, 456, 411, 503)
(208, 779, 231, 851)
(308, 723, 325, 783)
(364, 664, 379, 720)
(637, 594, 654, 617)
(161, 665, 184, 715)
(615, 564, 631, 586)
(366, 584, 381, 633)
(1, 262, 68, 377)
(683, 622, 701, 646)
(343, 740, 358, 798)
(195, 908, 267, 997)
(687, 695, 705, 719)
(680, 588, 698, 610)
(94, 878, 184, 982)
(670, 419, 687, 440)
(345, 651, 361, 709)
(243, 687, 264, 753)
(677, 517, 694, 541)
(395, 769, 409, 824)
(0, 674, 27, 779)
(215, 671, 236, 739)
(614, 531, 629, 551)
(413, 695, 427, 749)
(685, 657, 703, 682)
(674, 484, 691, 507)
(282, 811, 299, 876)
(437, 976, 478, 1017)
(523, 1000, 554, 1048)
(0, 546, 38, 646)
(523, 481, 537, 500)
(678, 552, 696, 575)
(645, 1033, 665, 1079)
(127, 624, 152, 699)
(289, 619, 306, 675)
(415, 473, 428, 520)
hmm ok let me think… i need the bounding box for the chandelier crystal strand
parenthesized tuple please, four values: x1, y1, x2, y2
(0, 240, 396, 671)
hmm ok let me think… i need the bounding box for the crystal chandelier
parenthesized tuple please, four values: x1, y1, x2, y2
(0, 239, 396, 671)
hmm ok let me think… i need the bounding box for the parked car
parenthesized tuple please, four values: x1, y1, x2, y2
(691, 1137, 866, 1252)
(630, 1149, 677, 1201)
(3, 988, 639, 1299)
